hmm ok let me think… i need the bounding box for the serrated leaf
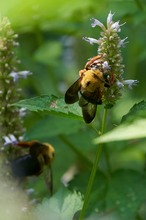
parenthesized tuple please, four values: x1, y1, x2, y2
(34, 187, 83, 220)
(106, 170, 146, 220)
(13, 95, 83, 121)
(94, 119, 146, 144)
(121, 101, 146, 123)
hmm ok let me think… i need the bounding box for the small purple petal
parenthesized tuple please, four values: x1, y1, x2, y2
(90, 18, 105, 30)
(116, 81, 124, 89)
(123, 80, 139, 89)
(83, 36, 99, 45)
(111, 21, 121, 32)
(119, 37, 128, 47)
(107, 11, 114, 26)
(10, 70, 32, 82)
(102, 61, 110, 70)
(3, 134, 18, 145)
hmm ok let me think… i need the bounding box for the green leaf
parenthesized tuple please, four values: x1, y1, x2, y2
(25, 115, 83, 140)
(85, 212, 121, 220)
(13, 95, 83, 121)
(34, 187, 83, 220)
(69, 171, 107, 215)
(106, 170, 146, 220)
(121, 101, 146, 123)
(95, 101, 146, 144)
(94, 119, 146, 144)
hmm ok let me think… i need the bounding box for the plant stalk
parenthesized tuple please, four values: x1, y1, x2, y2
(79, 108, 108, 220)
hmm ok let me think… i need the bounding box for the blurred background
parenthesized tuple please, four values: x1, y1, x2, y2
(0, 0, 146, 203)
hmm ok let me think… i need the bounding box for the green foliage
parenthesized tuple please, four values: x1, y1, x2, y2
(1, 1, 146, 220)
(34, 41, 62, 66)
(0, 0, 102, 32)
(121, 101, 146, 123)
(13, 95, 82, 120)
(69, 169, 146, 220)
(25, 115, 83, 140)
(69, 170, 108, 215)
(33, 187, 83, 220)
(94, 119, 146, 144)
(94, 101, 146, 144)
(106, 170, 146, 220)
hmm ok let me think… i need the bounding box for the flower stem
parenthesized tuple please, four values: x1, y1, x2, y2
(135, 0, 144, 10)
(103, 145, 112, 175)
(79, 108, 108, 220)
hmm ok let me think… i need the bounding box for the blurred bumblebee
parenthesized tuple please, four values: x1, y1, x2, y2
(11, 140, 55, 195)
(65, 55, 110, 123)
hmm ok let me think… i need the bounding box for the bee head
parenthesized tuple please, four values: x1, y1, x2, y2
(42, 143, 55, 165)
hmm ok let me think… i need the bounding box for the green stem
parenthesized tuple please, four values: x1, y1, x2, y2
(135, 0, 144, 10)
(79, 108, 108, 220)
(103, 145, 112, 175)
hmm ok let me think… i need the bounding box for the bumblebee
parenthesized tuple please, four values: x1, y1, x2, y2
(11, 140, 55, 194)
(65, 55, 110, 123)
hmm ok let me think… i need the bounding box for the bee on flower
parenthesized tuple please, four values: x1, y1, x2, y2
(65, 11, 138, 123)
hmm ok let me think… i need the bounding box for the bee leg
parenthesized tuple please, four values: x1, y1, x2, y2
(44, 165, 53, 196)
(79, 69, 86, 77)
(85, 55, 102, 69)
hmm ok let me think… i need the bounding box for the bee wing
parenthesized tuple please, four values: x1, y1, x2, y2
(43, 165, 53, 196)
(79, 96, 97, 123)
(82, 103, 97, 124)
(80, 89, 102, 105)
(65, 78, 81, 104)
(11, 155, 41, 177)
